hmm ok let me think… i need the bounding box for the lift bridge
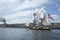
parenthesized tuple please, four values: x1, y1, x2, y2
(0, 17, 6, 27)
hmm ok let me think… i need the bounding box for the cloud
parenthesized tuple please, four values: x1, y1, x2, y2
(0, 0, 48, 12)
(7, 18, 33, 24)
(0, 0, 19, 4)
(58, 8, 60, 11)
(1, 10, 34, 24)
(0, 0, 48, 24)
(2, 10, 33, 19)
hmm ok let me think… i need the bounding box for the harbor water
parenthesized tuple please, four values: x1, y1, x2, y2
(0, 28, 60, 40)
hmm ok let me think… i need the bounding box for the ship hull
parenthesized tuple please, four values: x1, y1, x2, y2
(29, 26, 50, 30)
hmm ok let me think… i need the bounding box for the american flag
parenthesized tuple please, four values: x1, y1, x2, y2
(48, 14, 54, 20)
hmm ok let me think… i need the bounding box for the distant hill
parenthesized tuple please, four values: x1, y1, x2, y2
(0, 24, 26, 28)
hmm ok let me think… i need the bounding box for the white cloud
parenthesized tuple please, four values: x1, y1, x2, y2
(8, 0, 48, 12)
(0, 0, 48, 12)
(0, 0, 18, 3)
(1, 10, 34, 24)
(0, 0, 48, 24)
(0, 0, 20, 12)
(58, 8, 60, 11)
(7, 18, 33, 24)
(7, 18, 23, 24)
(2, 10, 33, 19)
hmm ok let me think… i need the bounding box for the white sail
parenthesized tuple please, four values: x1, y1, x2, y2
(39, 7, 45, 19)
(42, 14, 51, 26)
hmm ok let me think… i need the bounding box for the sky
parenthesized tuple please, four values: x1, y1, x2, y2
(0, 0, 60, 24)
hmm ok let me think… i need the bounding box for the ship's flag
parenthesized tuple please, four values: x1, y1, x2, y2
(48, 14, 54, 20)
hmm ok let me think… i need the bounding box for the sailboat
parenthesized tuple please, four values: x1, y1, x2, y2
(28, 7, 52, 30)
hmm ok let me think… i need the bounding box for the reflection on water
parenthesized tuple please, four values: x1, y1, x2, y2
(0, 28, 60, 40)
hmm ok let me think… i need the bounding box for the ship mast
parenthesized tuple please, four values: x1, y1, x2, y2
(33, 7, 45, 26)
(33, 12, 36, 26)
(39, 7, 45, 26)
(33, 8, 37, 26)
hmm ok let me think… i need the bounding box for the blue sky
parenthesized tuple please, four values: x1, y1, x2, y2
(0, 0, 60, 24)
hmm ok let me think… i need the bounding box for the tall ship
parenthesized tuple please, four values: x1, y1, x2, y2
(26, 7, 53, 30)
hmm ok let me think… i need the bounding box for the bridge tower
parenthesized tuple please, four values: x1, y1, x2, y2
(0, 17, 6, 27)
